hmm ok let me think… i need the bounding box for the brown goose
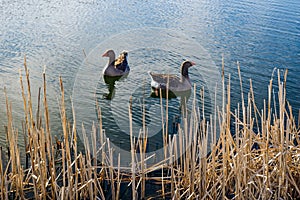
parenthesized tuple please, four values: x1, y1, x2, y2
(148, 61, 195, 93)
(102, 49, 130, 77)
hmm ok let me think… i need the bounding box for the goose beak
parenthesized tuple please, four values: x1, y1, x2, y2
(191, 61, 196, 66)
(102, 52, 108, 57)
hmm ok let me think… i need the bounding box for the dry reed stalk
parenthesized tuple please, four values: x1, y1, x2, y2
(23, 57, 35, 143)
(59, 76, 72, 173)
(77, 152, 85, 198)
(115, 154, 121, 200)
(43, 68, 58, 199)
(220, 79, 226, 199)
(129, 97, 136, 200)
(36, 87, 41, 129)
(159, 88, 166, 157)
(140, 102, 146, 199)
(168, 134, 174, 197)
(19, 69, 30, 140)
(38, 129, 47, 199)
(22, 56, 40, 199)
(82, 49, 87, 58)
(165, 76, 169, 158)
(95, 97, 107, 190)
(0, 147, 4, 199)
(107, 138, 115, 200)
(208, 84, 219, 200)
(84, 125, 93, 200)
(94, 100, 104, 197)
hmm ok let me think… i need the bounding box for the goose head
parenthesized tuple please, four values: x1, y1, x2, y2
(102, 49, 116, 65)
(180, 60, 196, 78)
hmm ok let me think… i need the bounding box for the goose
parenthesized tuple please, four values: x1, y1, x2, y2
(148, 61, 195, 94)
(102, 49, 130, 77)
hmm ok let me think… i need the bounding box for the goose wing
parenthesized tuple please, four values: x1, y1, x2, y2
(114, 51, 128, 72)
(149, 72, 181, 89)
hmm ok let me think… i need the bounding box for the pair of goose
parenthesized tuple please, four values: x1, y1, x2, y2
(102, 49, 196, 94)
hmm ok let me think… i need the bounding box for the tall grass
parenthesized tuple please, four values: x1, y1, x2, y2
(1, 57, 299, 199)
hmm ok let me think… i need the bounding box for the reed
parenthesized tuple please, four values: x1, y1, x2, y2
(1, 58, 299, 199)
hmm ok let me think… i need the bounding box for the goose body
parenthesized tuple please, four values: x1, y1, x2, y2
(102, 49, 130, 77)
(148, 61, 195, 93)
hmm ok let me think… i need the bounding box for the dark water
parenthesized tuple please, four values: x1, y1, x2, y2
(1, 0, 299, 154)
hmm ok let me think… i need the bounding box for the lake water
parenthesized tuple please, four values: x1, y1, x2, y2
(1, 0, 299, 156)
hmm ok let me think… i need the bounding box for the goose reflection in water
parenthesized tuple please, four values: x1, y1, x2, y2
(150, 87, 191, 114)
(102, 74, 128, 100)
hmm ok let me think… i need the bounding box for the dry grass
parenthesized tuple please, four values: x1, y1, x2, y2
(1, 56, 299, 199)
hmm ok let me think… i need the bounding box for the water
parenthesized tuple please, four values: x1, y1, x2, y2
(1, 0, 299, 155)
